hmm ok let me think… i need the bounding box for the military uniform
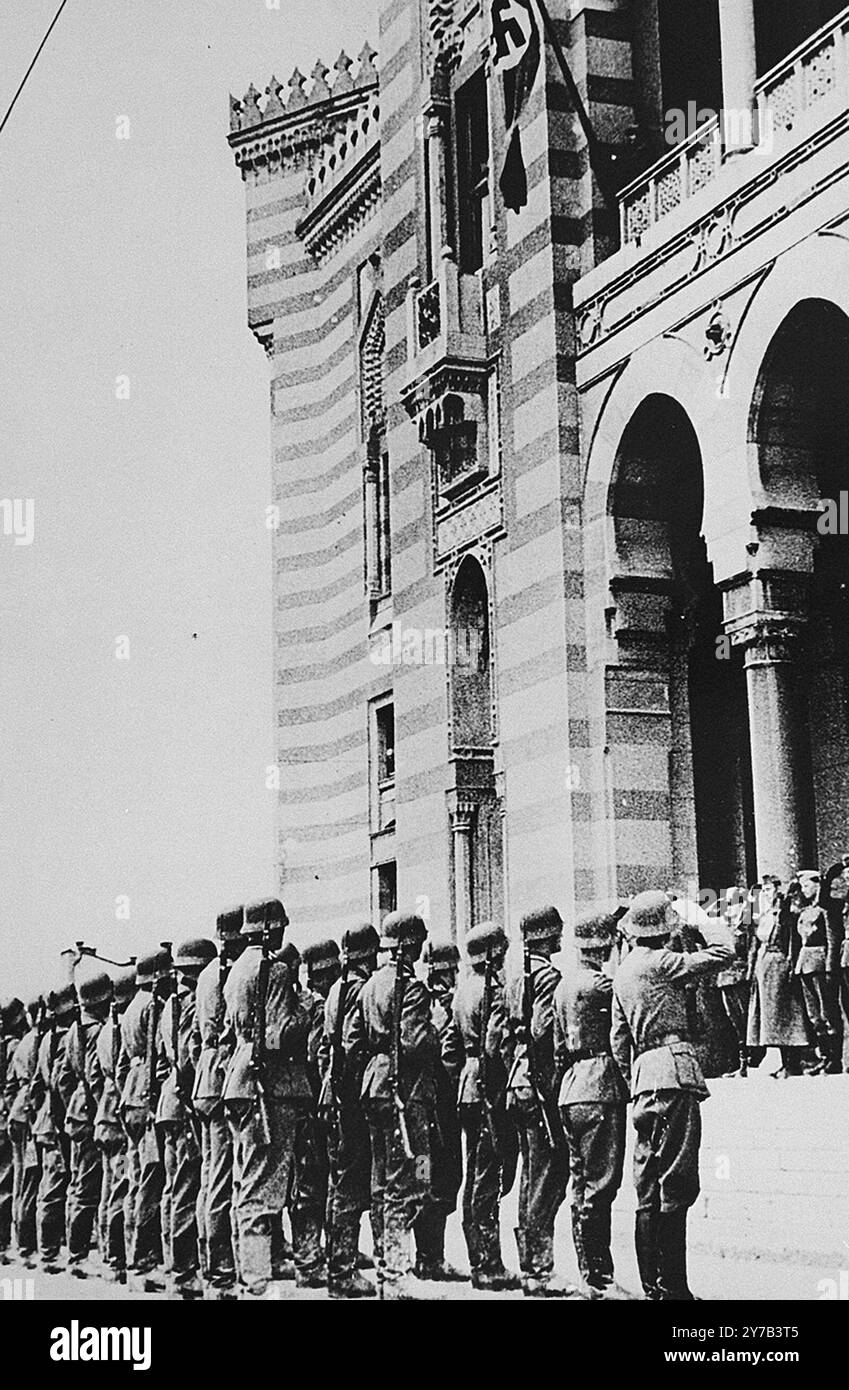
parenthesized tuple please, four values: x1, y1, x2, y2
(63, 973, 111, 1273)
(789, 872, 838, 1071)
(6, 1000, 43, 1263)
(612, 890, 733, 1300)
(415, 940, 465, 1282)
(193, 907, 243, 1296)
(223, 899, 311, 1297)
(356, 911, 439, 1299)
(553, 913, 628, 1298)
(94, 968, 134, 1280)
(31, 986, 77, 1268)
(0, 999, 27, 1263)
(506, 907, 572, 1297)
(292, 938, 339, 1288)
(447, 923, 521, 1291)
(157, 939, 215, 1299)
(716, 888, 754, 1075)
(322, 924, 379, 1298)
(120, 951, 170, 1287)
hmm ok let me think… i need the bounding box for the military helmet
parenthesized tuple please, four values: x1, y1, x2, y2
(1, 996, 26, 1031)
(422, 939, 459, 969)
(573, 912, 620, 950)
(301, 938, 340, 975)
(242, 898, 289, 936)
(626, 890, 674, 940)
(380, 911, 427, 949)
(174, 938, 217, 971)
(216, 905, 244, 940)
(519, 905, 563, 944)
(279, 941, 301, 974)
(50, 985, 78, 1019)
(465, 922, 508, 963)
(136, 948, 172, 985)
(343, 923, 380, 961)
(78, 972, 113, 1009)
(112, 965, 137, 1003)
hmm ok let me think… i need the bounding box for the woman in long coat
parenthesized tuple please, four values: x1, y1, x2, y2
(746, 877, 810, 1076)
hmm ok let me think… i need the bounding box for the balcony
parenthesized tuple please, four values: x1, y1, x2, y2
(576, 5, 849, 363)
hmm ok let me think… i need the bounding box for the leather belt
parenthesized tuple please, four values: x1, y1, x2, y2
(634, 1031, 690, 1057)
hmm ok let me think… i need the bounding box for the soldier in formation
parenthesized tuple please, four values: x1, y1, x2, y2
(1, 886, 744, 1300)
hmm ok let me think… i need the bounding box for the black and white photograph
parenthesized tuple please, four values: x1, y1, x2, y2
(2, 0, 849, 1368)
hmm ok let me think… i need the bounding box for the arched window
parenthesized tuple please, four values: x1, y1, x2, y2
(449, 555, 492, 751)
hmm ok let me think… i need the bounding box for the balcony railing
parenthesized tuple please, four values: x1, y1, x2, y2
(756, 4, 849, 138)
(620, 117, 721, 245)
(405, 246, 485, 363)
(619, 4, 849, 247)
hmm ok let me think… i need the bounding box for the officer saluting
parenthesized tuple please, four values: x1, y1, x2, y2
(611, 891, 733, 1300)
(553, 913, 629, 1299)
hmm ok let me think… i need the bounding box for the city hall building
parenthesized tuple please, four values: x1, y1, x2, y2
(228, 0, 849, 943)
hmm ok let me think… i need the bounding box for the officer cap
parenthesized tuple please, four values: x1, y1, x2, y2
(113, 965, 137, 1002)
(422, 940, 460, 969)
(573, 912, 620, 949)
(343, 924, 380, 961)
(174, 938, 218, 971)
(797, 868, 820, 883)
(519, 905, 563, 944)
(465, 922, 508, 962)
(78, 972, 113, 1009)
(626, 891, 673, 940)
(136, 948, 172, 985)
(380, 911, 427, 949)
(301, 938, 340, 974)
(216, 905, 244, 940)
(1, 997, 26, 1030)
(50, 985, 78, 1019)
(242, 898, 289, 936)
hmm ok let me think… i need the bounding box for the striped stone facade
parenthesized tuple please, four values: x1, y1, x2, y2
(230, 0, 849, 941)
(227, 0, 637, 944)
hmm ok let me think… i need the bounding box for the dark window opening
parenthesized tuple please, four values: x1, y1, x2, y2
(755, 0, 845, 76)
(454, 69, 490, 273)
(377, 450, 392, 595)
(658, 0, 723, 145)
(376, 861, 397, 920)
(374, 701, 395, 832)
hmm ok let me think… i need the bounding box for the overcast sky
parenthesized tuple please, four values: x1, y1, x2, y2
(0, 0, 377, 995)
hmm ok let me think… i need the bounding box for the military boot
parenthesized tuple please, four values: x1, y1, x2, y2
(657, 1208, 695, 1301)
(328, 1220, 376, 1300)
(521, 1228, 581, 1298)
(292, 1209, 326, 1288)
(635, 1210, 662, 1300)
(413, 1211, 467, 1282)
(381, 1218, 426, 1301)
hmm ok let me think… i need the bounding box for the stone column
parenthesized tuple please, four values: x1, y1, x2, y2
(740, 624, 810, 882)
(449, 803, 475, 947)
(424, 90, 450, 277)
(717, 0, 758, 152)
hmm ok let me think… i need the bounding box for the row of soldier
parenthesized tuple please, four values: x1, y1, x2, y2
(0, 891, 736, 1300)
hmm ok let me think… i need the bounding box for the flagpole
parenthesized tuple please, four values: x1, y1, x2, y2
(534, 0, 618, 209)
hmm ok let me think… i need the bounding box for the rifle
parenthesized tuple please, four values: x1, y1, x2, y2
(147, 944, 169, 1122)
(325, 931, 350, 1285)
(522, 944, 562, 1150)
(390, 948, 414, 1161)
(251, 921, 273, 1148)
(479, 946, 502, 1156)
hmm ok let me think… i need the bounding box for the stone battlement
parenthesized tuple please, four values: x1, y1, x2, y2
(229, 46, 378, 134)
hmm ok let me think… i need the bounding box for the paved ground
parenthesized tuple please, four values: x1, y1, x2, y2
(0, 1219, 834, 1303)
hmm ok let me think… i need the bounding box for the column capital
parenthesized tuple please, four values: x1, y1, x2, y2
(722, 572, 809, 661)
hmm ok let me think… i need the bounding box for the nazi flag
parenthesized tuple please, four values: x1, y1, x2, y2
(489, 0, 542, 211)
